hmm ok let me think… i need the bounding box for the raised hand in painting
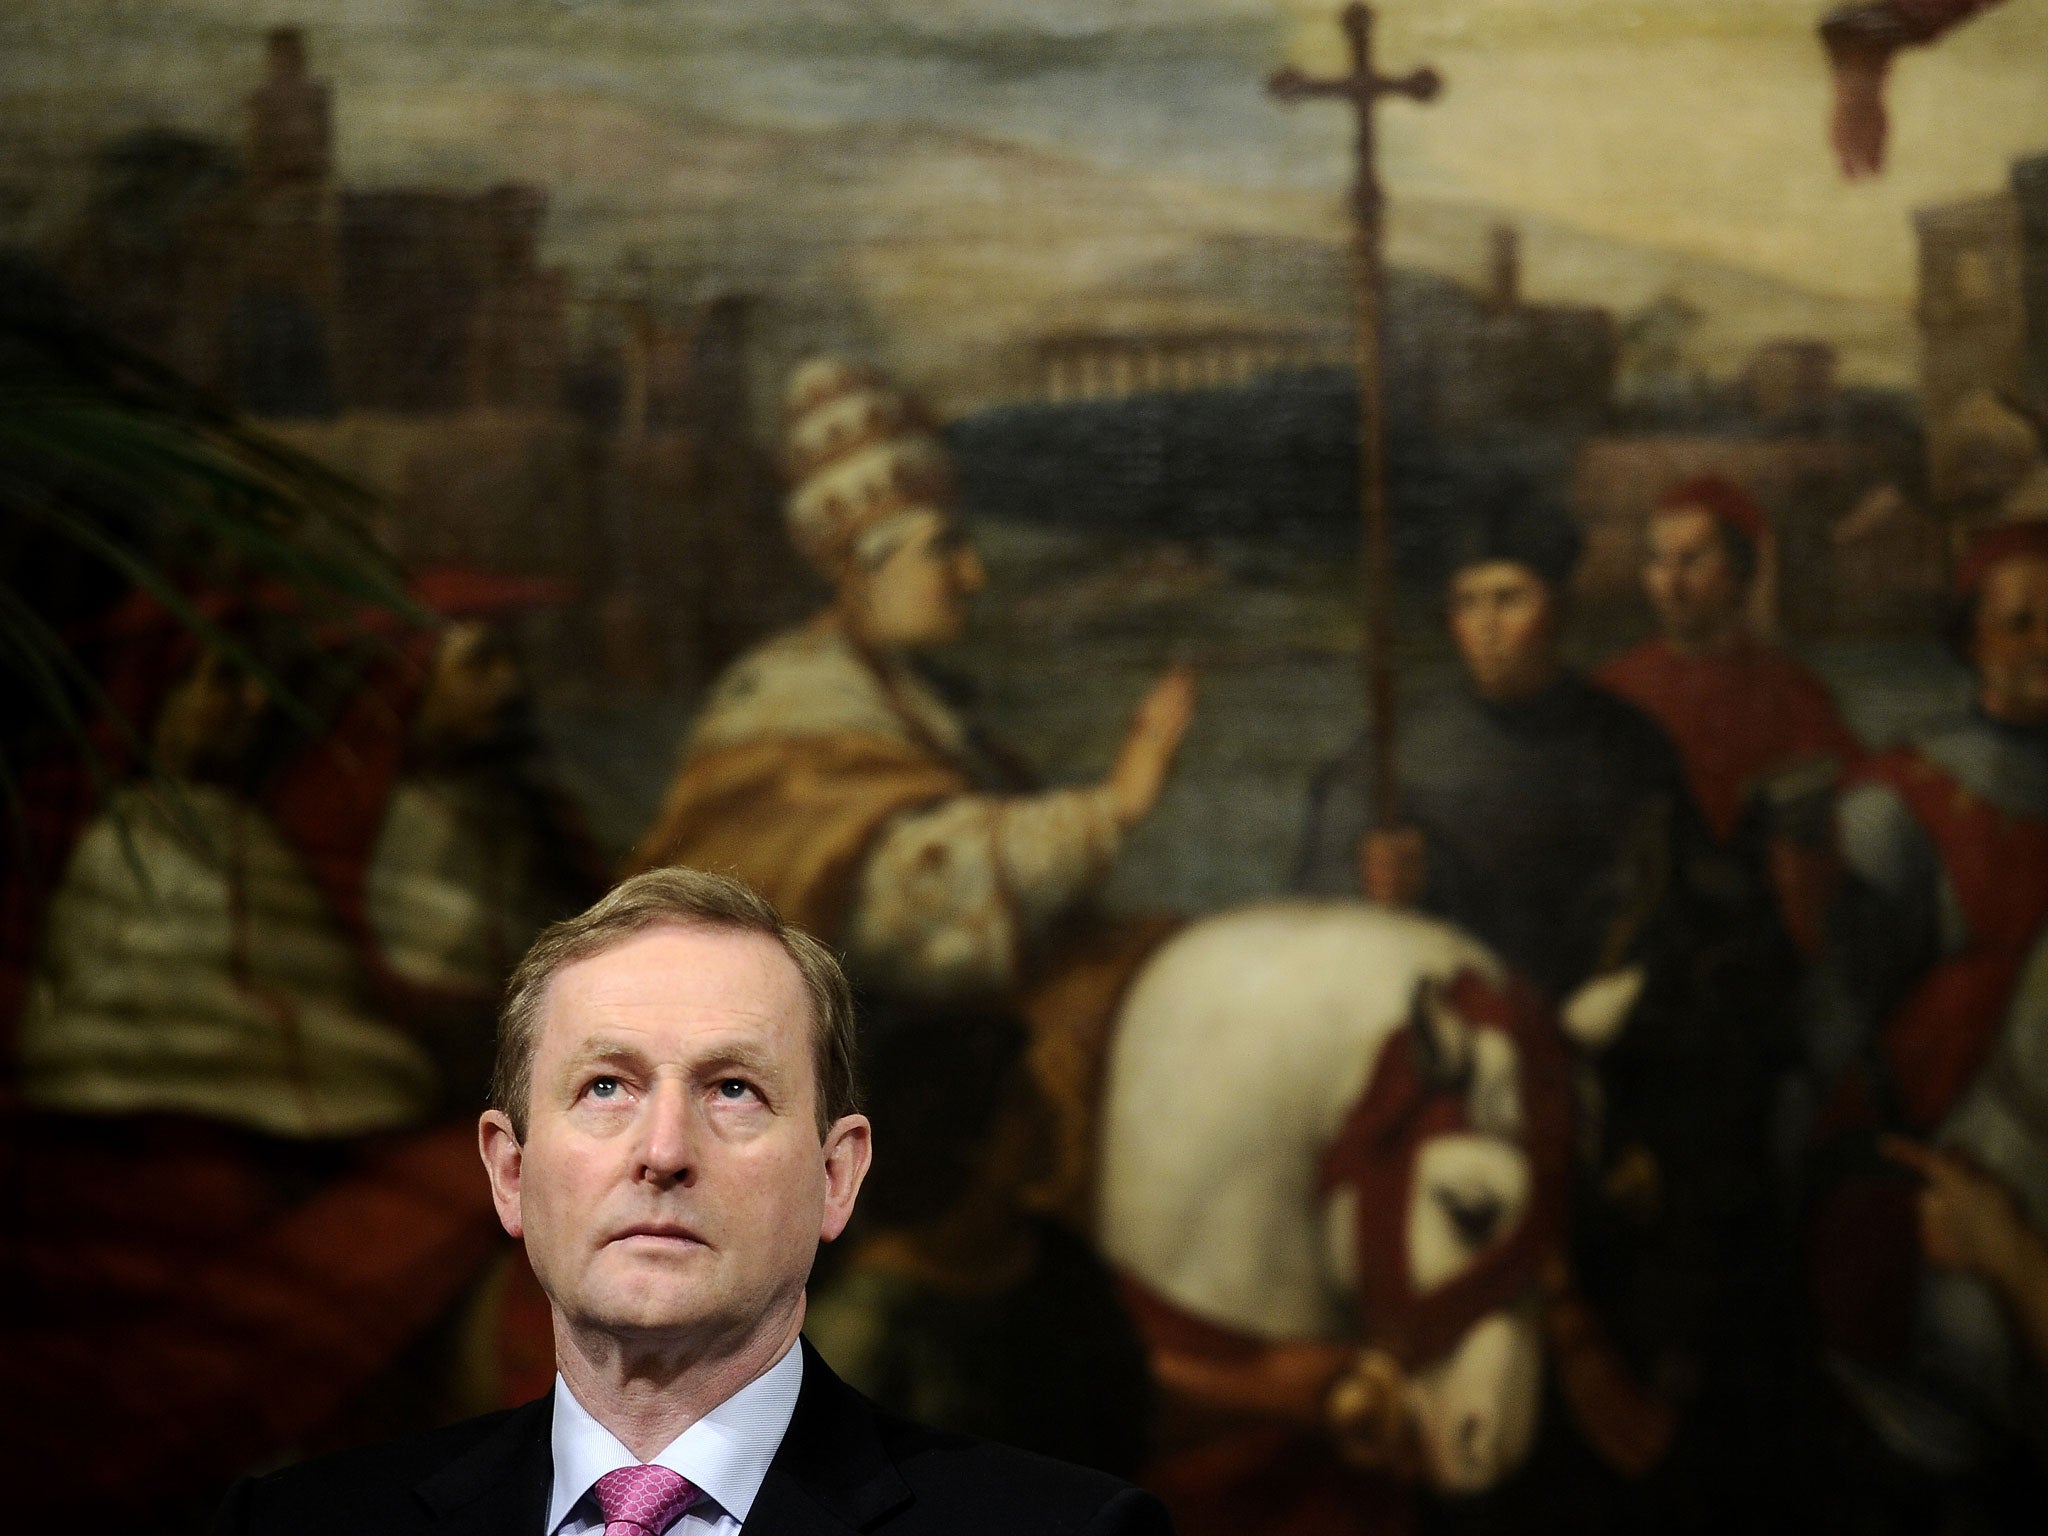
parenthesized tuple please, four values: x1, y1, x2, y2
(1883, 1135, 2048, 1368)
(1107, 664, 1197, 828)
(1358, 826, 1427, 908)
(1882, 1137, 2038, 1282)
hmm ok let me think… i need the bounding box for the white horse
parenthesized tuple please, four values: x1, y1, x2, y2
(1097, 900, 1640, 1495)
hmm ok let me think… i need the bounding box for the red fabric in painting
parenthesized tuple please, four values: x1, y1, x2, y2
(1597, 638, 1862, 845)
(0, 596, 221, 1068)
(264, 567, 600, 1027)
(1859, 745, 2048, 1130)
(1656, 474, 1767, 546)
(496, 1246, 560, 1407)
(1809, 745, 2048, 1362)
(1117, 1281, 1415, 1536)
(1143, 1423, 1412, 1536)
(1955, 520, 2048, 597)
(263, 642, 452, 1011)
(1895, 0, 2009, 47)
(0, 1112, 501, 1522)
(1822, 0, 2009, 54)
(1805, 1156, 1925, 1366)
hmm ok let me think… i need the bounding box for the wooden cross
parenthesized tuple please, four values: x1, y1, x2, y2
(1270, 4, 1440, 827)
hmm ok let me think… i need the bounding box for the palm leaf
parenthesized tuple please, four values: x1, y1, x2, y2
(0, 291, 429, 867)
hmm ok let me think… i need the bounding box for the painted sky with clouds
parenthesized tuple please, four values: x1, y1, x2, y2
(4, 0, 2046, 397)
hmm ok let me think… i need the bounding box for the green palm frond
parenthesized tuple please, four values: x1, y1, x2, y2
(0, 273, 428, 861)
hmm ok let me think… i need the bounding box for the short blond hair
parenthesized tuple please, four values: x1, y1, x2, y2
(489, 867, 859, 1140)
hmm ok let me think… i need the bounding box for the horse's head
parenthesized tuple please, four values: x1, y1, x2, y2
(1322, 969, 1582, 1492)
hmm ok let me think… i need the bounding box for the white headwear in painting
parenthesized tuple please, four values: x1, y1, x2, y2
(781, 357, 956, 575)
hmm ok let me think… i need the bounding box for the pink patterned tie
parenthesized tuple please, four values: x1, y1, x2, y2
(592, 1464, 703, 1536)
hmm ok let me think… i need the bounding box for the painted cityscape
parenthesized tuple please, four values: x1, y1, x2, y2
(4, 2, 2048, 1531)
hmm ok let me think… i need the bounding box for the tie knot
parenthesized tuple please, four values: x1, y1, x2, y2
(592, 1464, 701, 1535)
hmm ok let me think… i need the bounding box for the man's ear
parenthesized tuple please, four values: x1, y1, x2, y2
(818, 1113, 872, 1244)
(478, 1108, 526, 1240)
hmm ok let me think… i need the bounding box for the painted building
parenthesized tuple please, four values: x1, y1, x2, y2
(1915, 149, 2048, 504)
(56, 27, 794, 691)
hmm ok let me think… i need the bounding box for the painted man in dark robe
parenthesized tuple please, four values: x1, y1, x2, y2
(1295, 481, 1803, 1532)
(1296, 490, 1694, 1002)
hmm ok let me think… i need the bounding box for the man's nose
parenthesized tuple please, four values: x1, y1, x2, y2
(635, 1081, 698, 1187)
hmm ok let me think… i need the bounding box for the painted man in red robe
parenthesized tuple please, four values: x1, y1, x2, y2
(1598, 475, 1863, 953)
(268, 569, 604, 1102)
(1, 575, 607, 1523)
(0, 596, 506, 1526)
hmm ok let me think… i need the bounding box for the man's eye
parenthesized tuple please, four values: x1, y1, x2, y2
(588, 1076, 620, 1099)
(716, 1079, 753, 1101)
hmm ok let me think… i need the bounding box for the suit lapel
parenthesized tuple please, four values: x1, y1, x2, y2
(744, 1341, 912, 1534)
(414, 1393, 555, 1534)
(416, 1348, 903, 1534)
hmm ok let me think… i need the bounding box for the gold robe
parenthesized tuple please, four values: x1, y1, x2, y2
(628, 623, 1127, 1001)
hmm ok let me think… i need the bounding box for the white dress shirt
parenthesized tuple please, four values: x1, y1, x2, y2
(547, 1342, 803, 1535)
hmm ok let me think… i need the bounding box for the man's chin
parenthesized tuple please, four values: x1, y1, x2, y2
(1658, 611, 1720, 647)
(2004, 698, 2048, 727)
(578, 1286, 726, 1340)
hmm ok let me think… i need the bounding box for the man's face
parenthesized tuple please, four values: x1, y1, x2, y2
(1448, 562, 1561, 702)
(1974, 555, 2048, 726)
(152, 649, 268, 780)
(416, 621, 526, 757)
(478, 926, 869, 1360)
(1643, 507, 1744, 648)
(849, 519, 987, 652)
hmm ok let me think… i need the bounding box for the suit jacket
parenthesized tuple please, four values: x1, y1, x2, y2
(213, 1339, 1172, 1535)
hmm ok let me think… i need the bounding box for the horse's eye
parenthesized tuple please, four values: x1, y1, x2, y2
(1435, 1185, 1505, 1249)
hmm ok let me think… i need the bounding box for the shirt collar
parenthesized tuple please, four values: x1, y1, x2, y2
(548, 1341, 803, 1534)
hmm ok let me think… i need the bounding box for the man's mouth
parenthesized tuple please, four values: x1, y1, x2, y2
(609, 1222, 706, 1248)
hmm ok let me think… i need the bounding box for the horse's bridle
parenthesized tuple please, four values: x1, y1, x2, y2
(1318, 968, 1575, 1370)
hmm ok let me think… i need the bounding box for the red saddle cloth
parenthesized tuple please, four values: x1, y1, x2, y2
(1118, 1280, 1416, 1536)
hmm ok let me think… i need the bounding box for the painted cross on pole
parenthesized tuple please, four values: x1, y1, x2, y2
(1270, 3, 1439, 827)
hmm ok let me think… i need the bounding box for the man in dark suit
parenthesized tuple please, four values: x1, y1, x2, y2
(216, 866, 1170, 1535)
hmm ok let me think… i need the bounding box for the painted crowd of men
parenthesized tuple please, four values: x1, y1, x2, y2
(5, 353, 2048, 1535)
(1299, 468, 2048, 1533)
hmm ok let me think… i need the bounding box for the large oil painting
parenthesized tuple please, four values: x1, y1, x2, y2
(5, 1, 2048, 1530)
